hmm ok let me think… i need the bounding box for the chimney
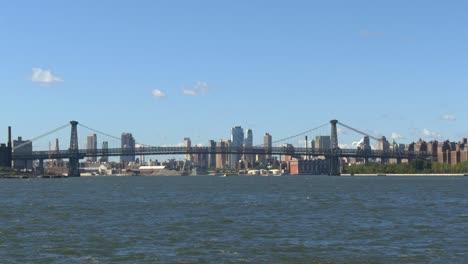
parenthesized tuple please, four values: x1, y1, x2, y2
(8, 126, 11, 148)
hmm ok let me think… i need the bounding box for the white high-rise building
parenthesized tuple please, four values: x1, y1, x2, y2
(184, 137, 193, 161)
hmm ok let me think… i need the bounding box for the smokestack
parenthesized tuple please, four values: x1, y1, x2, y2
(8, 126, 11, 148)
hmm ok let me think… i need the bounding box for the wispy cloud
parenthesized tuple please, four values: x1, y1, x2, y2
(359, 30, 384, 38)
(414, 128, 442, 139)
(151, 89, 166, 98)
(391, 132, 404, 140)
(182, 88, 196, 96)
(440, 114, 456, 121)
(31, 68, 63, 84)
(181, 81, 210, 96)
(194, 81, 209, 94)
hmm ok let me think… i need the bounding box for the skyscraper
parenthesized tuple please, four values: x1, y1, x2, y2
(216, 140, 227, 169)
(100, 141, 109, 163)
(208, 140, 216, 169)
(121, 132, 136, 164)
(87, 133, 97, 162)
(243, 128, 253, 164)
(184, 137, 192, 161)
(315, 136, 331, 150)
(230, 126, 244, 169)
(264, 133, 272, 161)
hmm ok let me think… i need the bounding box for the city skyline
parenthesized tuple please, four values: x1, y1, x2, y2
(1, 1, 467, 147)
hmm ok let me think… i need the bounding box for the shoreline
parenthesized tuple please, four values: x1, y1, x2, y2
(341, 173, 468, 177)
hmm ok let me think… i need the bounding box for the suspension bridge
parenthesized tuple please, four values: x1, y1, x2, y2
(2, 120, 434, 176)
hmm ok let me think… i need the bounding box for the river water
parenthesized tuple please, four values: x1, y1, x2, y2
(0, 175, 466, 263)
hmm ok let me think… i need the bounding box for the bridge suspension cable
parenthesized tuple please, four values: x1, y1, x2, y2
(78, 123, 122, 142)
(13, 123, 70, 150)
(255, 122, 329, 147)
(79, 123, 155, 147)
(338, 121, 381, 141)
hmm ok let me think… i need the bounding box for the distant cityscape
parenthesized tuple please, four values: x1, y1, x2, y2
(1, 124, 468, 176)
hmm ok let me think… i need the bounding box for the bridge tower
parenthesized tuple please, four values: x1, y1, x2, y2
(329, 120, 340, 176)
(68, 121, 80, 177)
(7, 126, 12, 168)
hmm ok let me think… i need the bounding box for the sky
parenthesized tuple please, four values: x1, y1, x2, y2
(1, 0, 467, 149)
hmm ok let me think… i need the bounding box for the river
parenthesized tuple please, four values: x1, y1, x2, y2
(0, 175, 466, 263)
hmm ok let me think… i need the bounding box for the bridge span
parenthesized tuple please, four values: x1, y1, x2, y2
(4, 120, 434, 177)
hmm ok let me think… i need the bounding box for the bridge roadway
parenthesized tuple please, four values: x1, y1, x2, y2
(12, 146, 435, 160)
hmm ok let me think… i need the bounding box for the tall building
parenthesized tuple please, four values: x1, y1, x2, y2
(315, 136, 331, 150)
(100, 141, 109, 163)
(243, 129, 253, 164)
(184, 137, 193, 161)
(208, 140, 216, 169)
(53, 138, 64, 167)
(87, 134, 97, 162)
(230, 126, 244, 169)
(13, 137, 33, 170)
(121, 132, 136, 164)
(264, 133, 272, 161)
(216, 140, 227, 169)
(376, 136, 390, 151)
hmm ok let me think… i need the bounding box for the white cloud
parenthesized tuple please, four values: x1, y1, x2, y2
(151, 89, 166, 98)
(391, 132, 404, 140)
(182, 89, 197, 96)
(339, 144, 352, 149)
(194, 81, 209, 94)
(31, 68, 63, 84)
(415, 128, 442, 139)
(181, 81, 209, 96)
(441, 114, 456, 121)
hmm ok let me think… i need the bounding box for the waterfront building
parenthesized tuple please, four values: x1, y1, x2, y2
(230, 126, 244, 169)
(289, 159, 329, 175)
(13, 137, 33, 170)
(87, 134, 97, 162)
(281, 143, 294, 162)
(121, 132, 136, 164)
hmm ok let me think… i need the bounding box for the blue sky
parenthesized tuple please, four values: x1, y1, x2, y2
(1, 0, 467, 149)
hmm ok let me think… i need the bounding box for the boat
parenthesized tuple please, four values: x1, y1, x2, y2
(218, 172, 229, 177)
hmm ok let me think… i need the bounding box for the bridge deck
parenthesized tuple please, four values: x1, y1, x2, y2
(12, 146, 435, 160)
